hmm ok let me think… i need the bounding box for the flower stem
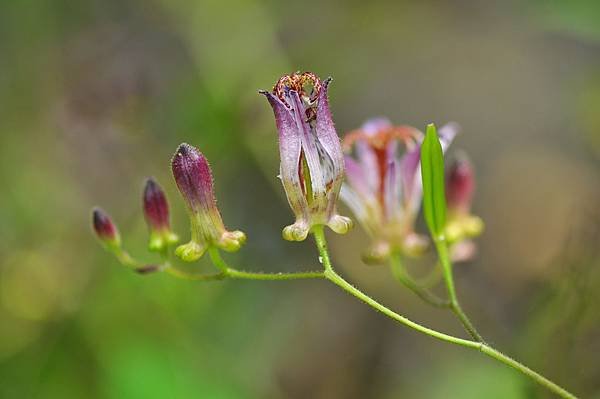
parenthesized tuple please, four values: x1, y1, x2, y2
(207, 247, 324, 281)
(312, 226, 577, 399)
(389, 255, 450, 308)
(434, 238, 484, 342)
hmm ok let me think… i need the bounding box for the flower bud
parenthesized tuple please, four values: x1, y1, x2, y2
(92, 207, 121, 249)
(261, 72, 352, 241)
(444, 154, 484, 255)
(143, 178, 179, 252)
(446, 154, 475, 216)
(171, 143, 246, 261)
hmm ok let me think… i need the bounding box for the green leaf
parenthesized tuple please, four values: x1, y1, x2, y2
(420, 123, 447, 238)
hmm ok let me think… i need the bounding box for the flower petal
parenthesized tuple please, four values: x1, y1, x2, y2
(260, 90, 308, 220)
(361, 117, 392, 136)
(287, 89, 326, 196)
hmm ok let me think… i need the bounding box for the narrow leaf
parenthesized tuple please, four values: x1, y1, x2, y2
(420, 123, 447, 238)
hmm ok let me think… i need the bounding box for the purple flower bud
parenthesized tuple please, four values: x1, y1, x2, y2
(340, 119, 458, 263)
(92, 207, 121, 248)
(444, 154, 484, 249)
(446, 155, 475, 215)
(260, 72, 352, 241)
(143, 178, 179, 251)
(171, 143, 246, 261)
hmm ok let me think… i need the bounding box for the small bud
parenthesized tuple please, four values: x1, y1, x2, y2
(143, 178, 179, 252)
(171, 143, 246, 261)
(446, 155, 474, 216)
(444, 154, 484, 250)
(92, 207, 121, 249)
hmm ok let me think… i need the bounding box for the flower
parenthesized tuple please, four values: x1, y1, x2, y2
(340, 118, 458, 263)
(260, 72, 352, 241)
(143, 178, 179, 252)
(171, 143, 246, 261)
(444, 154, 483, 262)
(92, 207, 121, 249)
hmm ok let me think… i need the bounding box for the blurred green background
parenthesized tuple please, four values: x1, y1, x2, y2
(1, 0, 599, 398)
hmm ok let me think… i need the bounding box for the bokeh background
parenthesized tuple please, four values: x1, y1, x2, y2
(1, 0, 599, 398)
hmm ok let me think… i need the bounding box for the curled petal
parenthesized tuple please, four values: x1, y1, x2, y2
(283, 220, 310, 242)
(327, 214, 353, 235)
(217, 230, 247, 252)
(175, 241, 207, 262)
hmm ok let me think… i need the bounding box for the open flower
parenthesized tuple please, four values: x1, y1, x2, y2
(445, 154, 483, 262)
(340, 118, 458, 263)
(260, 72, 352, 241)
(171, 143, 246, 261)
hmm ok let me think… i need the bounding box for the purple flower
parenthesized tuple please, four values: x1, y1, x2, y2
(143, 178, 179, 251)
(340, 119, 458, 263)
(171, 143, 246, 261)
(444, 154, 483, 261)
(92, 207, 121, 249)
(260, 72, 352, 241)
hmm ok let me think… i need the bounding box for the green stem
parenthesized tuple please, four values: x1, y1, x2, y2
(389, 255, 450, 308)
(208, 247, 324, 281)
(313, 226, 476, 347)
(480, 346, 577, 399)
(312, 227, 577, 399)
(435, 238, 484, 342)
(164, 266, 226, 281)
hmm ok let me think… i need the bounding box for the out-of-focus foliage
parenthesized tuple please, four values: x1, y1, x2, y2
(0, 0, 599, 398)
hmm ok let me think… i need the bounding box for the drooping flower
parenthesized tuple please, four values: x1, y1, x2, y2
(92, 207, 121, 249)
(171, 143, 246, 261)
(340, 118, 458, 263)
(260, 72, 352, 241)
(143, 178, 179, 252)
(444, 154, 483, 262)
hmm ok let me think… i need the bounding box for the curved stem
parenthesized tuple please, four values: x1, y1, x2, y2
(226, 269, 325, 280)
(208, 247, 324, 281)
(389, 255, 450, 308)
(164, 266, 226, 281)
(312, 227, 577, 399)
(312, 226, 476, 347)
(480, 346, 577, 399)
(435, 239, 484, 342)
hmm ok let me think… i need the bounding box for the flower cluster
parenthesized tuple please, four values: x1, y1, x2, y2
(92, 71, 482, 270)
(92, 143, 246, 268)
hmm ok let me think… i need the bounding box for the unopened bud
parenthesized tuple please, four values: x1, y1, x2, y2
(444, 154, 484, 245)
(143, 178, 179, 252)
(92, 207, 121, 249)
(171, 143, 246, 261)
(446, 155, 475, 215)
